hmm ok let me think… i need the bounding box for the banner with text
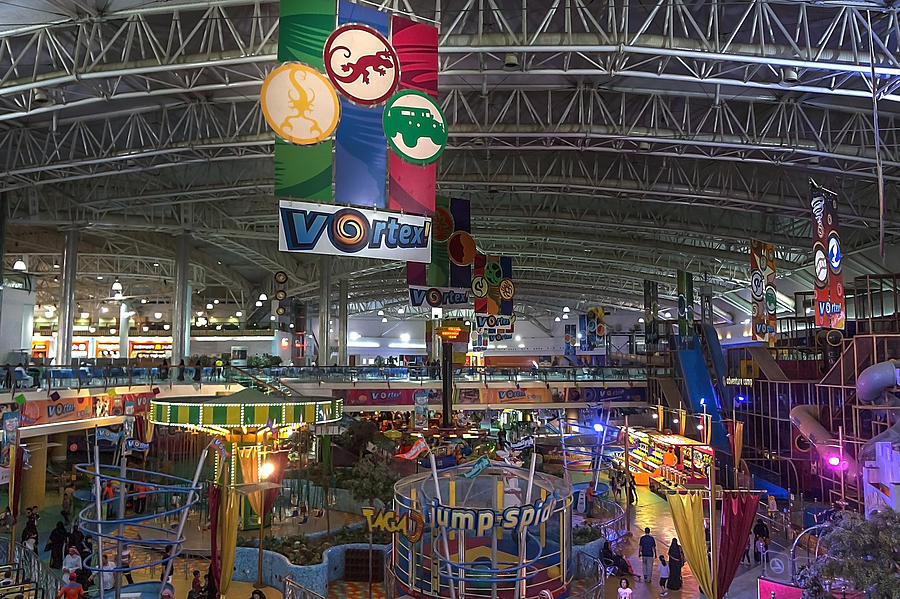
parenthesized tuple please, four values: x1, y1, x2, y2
(339, 388, 442, 406)
(750, 240, 777, 345)
(810, 181, 845, 329)
(565, 387, 647, 403)
(279, 200, 432, 261)
(20, 395, 93, 426)
(407, 197, 474, 306)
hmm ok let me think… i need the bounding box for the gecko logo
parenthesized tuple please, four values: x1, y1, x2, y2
(261, 63, 340, 145)
(324, 24, 400, 106)
(280, 201, 432, 258)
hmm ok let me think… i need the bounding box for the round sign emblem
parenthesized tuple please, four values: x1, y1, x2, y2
(432, 206, 454, 241)
(471, 276, 488, 298)
(677, 294, 687, 317)
(498, 278, 515, 300)
(765, 285, 777, 315)
(484, 262, 503, 286)
(827, 232, 841, 273)
(750, 269, 764, 300)
(323, 24, 399, 106)
(448, 231, 477, 266)
(425, 288, 443, 307)
(261, 63, 340, 145)
(813, 243, 828, 287)
(383, 90, 447, 165)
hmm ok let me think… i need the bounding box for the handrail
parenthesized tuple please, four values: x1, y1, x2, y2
(283, 575, 328, 599)
(790, 524, 828, 582)
(230, 365, 294, 397)
(0, 537, 64, 596)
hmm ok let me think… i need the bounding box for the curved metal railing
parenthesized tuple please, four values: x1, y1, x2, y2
(0, 538, 64, 597)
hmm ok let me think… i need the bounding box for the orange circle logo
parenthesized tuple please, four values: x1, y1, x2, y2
(261, 63, 340, 145)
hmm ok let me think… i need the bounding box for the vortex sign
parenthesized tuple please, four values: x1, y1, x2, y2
(279, 199, 432, 261)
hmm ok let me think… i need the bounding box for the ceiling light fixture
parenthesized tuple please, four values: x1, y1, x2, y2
(111, 279, 123, 292)
(12, 259, 26, 271)
(235, 311, 243, 317)
(259, 293, 268, 301)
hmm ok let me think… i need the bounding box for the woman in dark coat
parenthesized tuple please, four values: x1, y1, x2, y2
(47, 521, 68, 569)
(68, 524, 87, 558)
(666, 537, 684, 590)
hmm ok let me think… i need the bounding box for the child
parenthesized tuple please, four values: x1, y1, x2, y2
(658, 555, 670, 596)
(617, 578, 632, 599)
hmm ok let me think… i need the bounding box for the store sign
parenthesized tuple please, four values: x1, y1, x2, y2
(19, 395, 92, 426)
(279, 200, 432, 261)
(129, 341, 172, 358)
(340, 388, 441, 406)
(810, 182, 845, 329)
(483, 388, 551, 404)
(750, 240, 777, 345)
(426, 496, 556, 536)
(72, 340, 89, 357)
(565, 387, 647, 403)
(409, 286, 469, 308)
(362, 507, 424, 542)
(96, 341, 120, 355)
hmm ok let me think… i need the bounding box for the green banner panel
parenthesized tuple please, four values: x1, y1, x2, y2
(275, 139, 333, 202)
(278, 0, 335, 69)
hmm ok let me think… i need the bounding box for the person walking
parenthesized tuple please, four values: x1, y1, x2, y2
(627, 475, 638, 504)
(639, 527, 657, 582)
(666, 538, 683, 591)
(177, 359, 186, 382)
(47, 522, 68, 569)
(658, 555, 670, 596)
(753, 518, 770, 564)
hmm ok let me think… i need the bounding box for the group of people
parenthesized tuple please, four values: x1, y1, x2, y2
(608, 527, 684, 598)
(608, 468, 638, 504)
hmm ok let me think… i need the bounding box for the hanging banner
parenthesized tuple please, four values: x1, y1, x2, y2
(407, 197, 474, 304)
(472, 254, 514, 315)
(565, 387, 647, 403)
(279, 199, 432, 261)
(578, 307, 606, 352)
(563, 324, 578, 356)
(750, 240, 777, 345)
(387, 15, 439, 215)
(643, 280, 659, 346)
(677, 270, 694, 336)
(96, 428, 122, 443)
(481, 387, 552, 404)
(124, 439, 150, 453)
(810, 181, 845, 329)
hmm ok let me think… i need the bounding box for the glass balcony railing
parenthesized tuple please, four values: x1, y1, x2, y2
(2, 364, 646, 397)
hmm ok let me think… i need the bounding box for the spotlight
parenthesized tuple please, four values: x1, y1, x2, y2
(154, 312, 162, 319)
(381, 317, 388, 323)
(554, 316, 561, 322)
(259, 293, 268, 301)
(235, 311, 243, 317)
(12, 259, 26, 271)
(697, 424, 704, 431)
(593, 423, 604, 433)
(255, 300, 263, 307)
(651, 413, 658, 420)
(111, 279, 123, 292)
(259, 462, 276, 479)
(736, 395, 747, 403)
(562, 314, 569, 320)
(673, 418, 679, 424)
(503, 52, 519, 69)
(206, 303, 213, 310)
(377, 310, 385, 316)
(563, 306, 570, 313)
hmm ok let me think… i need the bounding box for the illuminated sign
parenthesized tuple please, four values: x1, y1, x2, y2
(361, 507, 424, 542)
(279, 200, 432, 262)
(426, 496, 557, 536)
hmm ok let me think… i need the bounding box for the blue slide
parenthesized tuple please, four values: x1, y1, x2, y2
(701, 323, 733, 413)
(673, 334, 730, 451)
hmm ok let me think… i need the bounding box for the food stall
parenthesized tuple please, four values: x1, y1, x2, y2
(648, 435, 713, 495)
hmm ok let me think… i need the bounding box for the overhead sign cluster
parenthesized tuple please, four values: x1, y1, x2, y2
(266, 0, 444, 261)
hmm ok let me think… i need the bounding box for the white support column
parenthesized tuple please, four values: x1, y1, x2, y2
(55, 229, 79, 366)
(171, 233, 191, 365)
(338, 279, 348, 365)
(318, 256, 331, 365)
(118, 303, 130, 361)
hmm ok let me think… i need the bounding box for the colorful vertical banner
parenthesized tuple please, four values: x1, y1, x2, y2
(750, 240, 777, 345)
(578, 307, 606, 352)
(407, 197, 475, 307)
(810, 181, 845, 329)
(387, 15, 439, 216)
(643, 280, 659, 346)
(677, 270, 694, 335)
(273, 0, 337, 202)
(471, 254, 514, 316)
(563, 324, 577, 356)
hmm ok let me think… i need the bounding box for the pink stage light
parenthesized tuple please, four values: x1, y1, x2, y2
(827, 456, 841, 467)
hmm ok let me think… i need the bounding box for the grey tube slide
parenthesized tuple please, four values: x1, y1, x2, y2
(789, 404, 859, 474)
(857, 360, 900, 404)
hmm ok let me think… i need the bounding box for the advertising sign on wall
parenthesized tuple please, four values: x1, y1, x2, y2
(279, 200, 432, 262)
(565, 387, 647, 403)
(750, 240, 777, 345)
(481, 387, 552, 404)
(810, 181, 845, 329)
(19, 395, 93, 426)
(129, 341, 171, 359)
(340, 388, 441, 406)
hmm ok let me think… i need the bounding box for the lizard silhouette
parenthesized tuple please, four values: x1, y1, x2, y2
(280, 68, 322, 138)
(327, 46, 395, 85)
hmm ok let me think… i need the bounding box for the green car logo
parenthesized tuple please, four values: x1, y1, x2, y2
(383, 90, 447, 165)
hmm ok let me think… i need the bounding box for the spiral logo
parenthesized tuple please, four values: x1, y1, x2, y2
(328, 208, 370, 252)
(426, 288, 443, 307)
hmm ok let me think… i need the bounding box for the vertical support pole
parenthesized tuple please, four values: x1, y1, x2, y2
(171, 234, 191, 367)
(56, 229, 79, 366)
(624, 413, 633, 526)
(93, 433, 106, 599)
(709, 450, 718, 599)
(318, 256, 331, 366)
(116, 441, 128, 599)
(427, 451, 457, 599)
(8, 428, 19, 561)
(0, 193, 6, 335)
(338, 279, 348, 366)
(441, 342, 453, 429)
(119, 303, 130, 365)
(159, 449, 208, 598)
(867, 10, 886, 259)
